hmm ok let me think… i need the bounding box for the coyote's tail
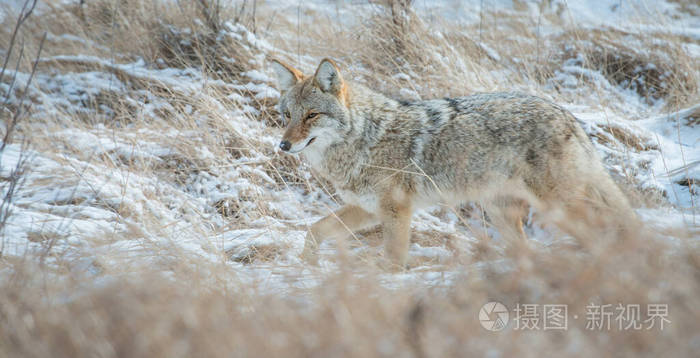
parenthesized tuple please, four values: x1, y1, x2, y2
(584, 172, 636, 222)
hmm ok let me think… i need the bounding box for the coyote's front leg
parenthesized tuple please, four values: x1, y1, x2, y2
(379, 198, 413, 270)
(302, 205, 376, 263)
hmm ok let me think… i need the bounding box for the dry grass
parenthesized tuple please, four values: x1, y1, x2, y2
(550, 28, 699, 106)
(0, 0, 699, 357)
(2, 223, 699, 357)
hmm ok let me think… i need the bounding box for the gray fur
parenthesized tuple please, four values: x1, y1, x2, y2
(273, 59, 633, 268)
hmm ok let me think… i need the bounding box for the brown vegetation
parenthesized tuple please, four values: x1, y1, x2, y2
(0, 0, 698, 357)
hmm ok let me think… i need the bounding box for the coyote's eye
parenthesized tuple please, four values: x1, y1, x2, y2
(283, 110, 291, 119)
(305, 112, 319, 121)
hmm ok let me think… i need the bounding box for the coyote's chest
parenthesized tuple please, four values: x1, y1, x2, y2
(302, 143, 381, 213)
(302, 141, 363, 182)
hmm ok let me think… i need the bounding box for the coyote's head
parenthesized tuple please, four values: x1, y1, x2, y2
(271, 58, 350, 154)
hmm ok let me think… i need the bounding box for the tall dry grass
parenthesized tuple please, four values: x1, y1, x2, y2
(0, 0, 698, 357)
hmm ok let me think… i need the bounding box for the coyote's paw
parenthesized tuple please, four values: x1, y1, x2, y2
(377, 252, 408, 273)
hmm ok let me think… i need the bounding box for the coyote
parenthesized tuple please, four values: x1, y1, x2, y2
(272, 58, 632, 268)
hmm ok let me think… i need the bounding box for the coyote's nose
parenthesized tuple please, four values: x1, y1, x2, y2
(279, 140, 291, 152)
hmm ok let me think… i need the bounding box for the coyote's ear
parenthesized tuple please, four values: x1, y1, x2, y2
(313, 58, 344, 96)
(271, 59, 303, 93)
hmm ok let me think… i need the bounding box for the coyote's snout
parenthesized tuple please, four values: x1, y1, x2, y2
(274, 59, 350, 156)
(272, 58, 634, 269)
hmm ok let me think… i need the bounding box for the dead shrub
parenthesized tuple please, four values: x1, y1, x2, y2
(46, 0, 257, 83)
(263, 154, 306, 187)
(213, 197, 241, 219)
(357, 0, 447, 98)
(594, 125, 657, 152)
(153, 152, 206, 186)
(676, 178, 697, 196)
(228, 244, 283, 264)
(553, 29, 698, 106)
(683, 106, 700, 126)
(155, 23, 254, 81)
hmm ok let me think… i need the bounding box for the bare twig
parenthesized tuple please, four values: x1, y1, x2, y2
(251, 0, 257, 34)
(0, 0, 44, 257)
(0, 0, 37, 84)
(197, 0, 221, 33)
(2, 34, 46, 150)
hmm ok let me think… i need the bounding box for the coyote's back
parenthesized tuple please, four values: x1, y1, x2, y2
(272, 58, 634, 269)
(382, 93, 628, 208)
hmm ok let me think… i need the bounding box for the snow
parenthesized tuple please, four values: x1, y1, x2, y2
(635, 105, 700, 209)
(0, 0, 697, 292)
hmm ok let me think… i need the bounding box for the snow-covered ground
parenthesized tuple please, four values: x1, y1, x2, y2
(1, 0, 698, 301)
